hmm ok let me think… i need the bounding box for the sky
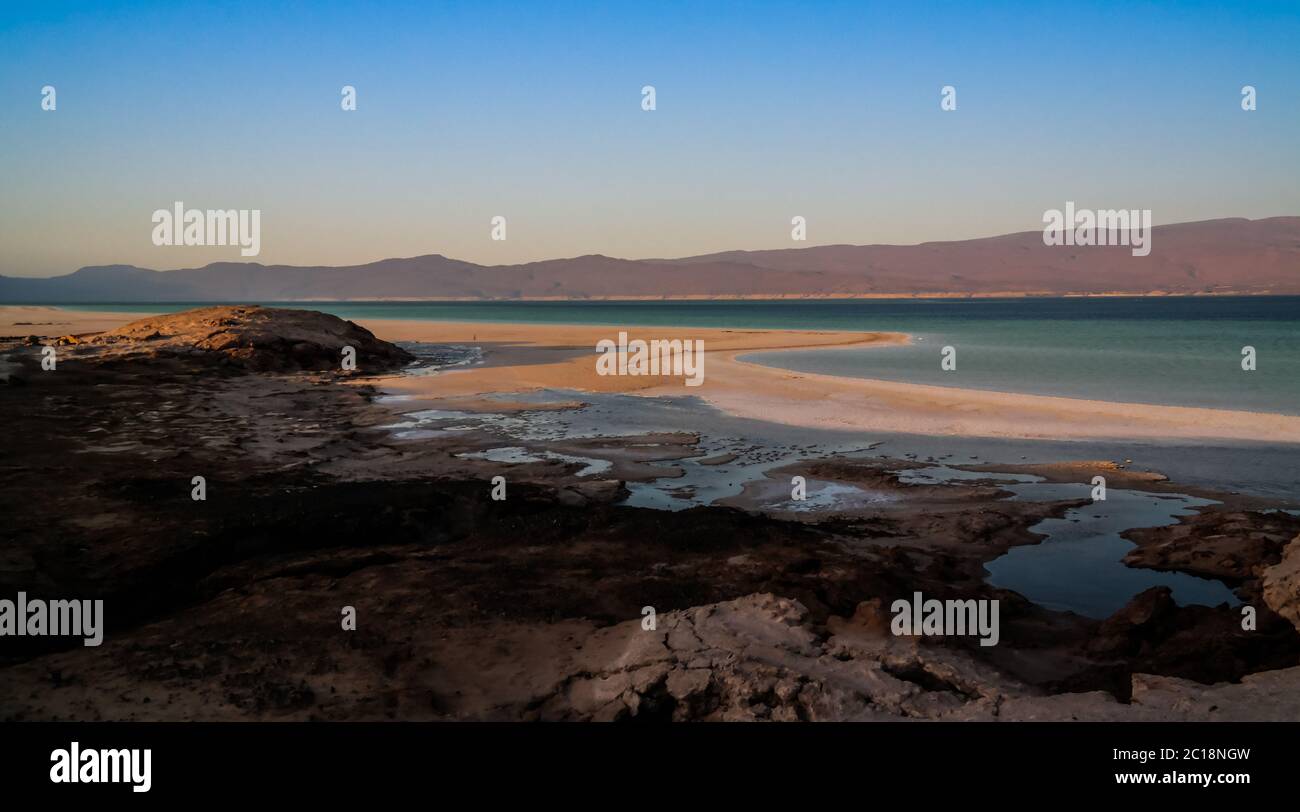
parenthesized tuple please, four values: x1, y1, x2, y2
(1, 0, 1298, 277)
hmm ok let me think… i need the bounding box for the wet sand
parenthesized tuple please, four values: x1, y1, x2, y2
(371, 318, 1300, 444)
(0, 305, 158, 335)
(8, 306, 1300, 443)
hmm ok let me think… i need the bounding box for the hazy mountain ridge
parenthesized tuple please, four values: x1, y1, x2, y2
(3, 217, 1298, 302)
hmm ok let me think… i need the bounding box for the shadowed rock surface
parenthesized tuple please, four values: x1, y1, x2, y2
(1264, 534, 1300, 633)
(1124, 510, 1300, 609)
(4, 589, 1296, 721)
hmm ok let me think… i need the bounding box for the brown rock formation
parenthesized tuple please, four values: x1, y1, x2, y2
(1263, 534, 1300, 633)
(85, 305, 413, 372)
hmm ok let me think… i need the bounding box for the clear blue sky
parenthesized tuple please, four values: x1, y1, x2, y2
(2, 0, 1297, 276)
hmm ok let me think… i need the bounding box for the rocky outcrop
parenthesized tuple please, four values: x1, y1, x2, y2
(1263, 534, 1300, 633)
(1123, 509, 1300, 585)
(5, 579, 1298, 721)
(82, 305, 413, 372)
(514, 594, 1300, 722)
(528, 593, 1012, 721)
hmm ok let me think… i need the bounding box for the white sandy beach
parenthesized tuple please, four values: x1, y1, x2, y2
(6, 305, 1300, 443)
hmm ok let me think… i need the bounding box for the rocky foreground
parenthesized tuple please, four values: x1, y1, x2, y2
(1, 306, 1298, 721)
(22, 305, 413, 372)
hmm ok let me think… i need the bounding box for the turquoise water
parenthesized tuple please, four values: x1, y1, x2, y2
(60, 297, 1300, 414)
(746, 300, 1300, 415)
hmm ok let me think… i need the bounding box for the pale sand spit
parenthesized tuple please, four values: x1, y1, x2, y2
(7, 306, 1299, 443)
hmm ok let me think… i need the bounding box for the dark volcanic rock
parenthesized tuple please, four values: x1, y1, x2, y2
(1088, 587, 1181, 658)
(86, 305, 414, 373)
(1080, 586, 1300, 694)
(1123, 509, 1300, 582)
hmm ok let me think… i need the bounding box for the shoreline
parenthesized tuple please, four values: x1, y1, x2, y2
(2, 304, 1298, 721)
(7, 305, 1300, 444)
(368, 318, 1300, 444)
(8, 290, 1300, 303)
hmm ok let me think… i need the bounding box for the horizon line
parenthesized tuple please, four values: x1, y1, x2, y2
(4, 214, 1297, 280)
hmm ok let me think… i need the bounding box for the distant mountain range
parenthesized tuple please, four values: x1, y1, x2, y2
(3, 217, 1298, 302)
